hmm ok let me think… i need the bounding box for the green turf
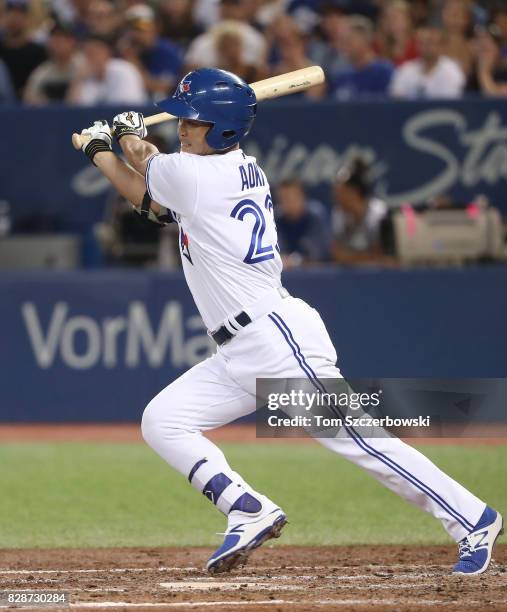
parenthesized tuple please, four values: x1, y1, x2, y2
(0, 442, 505, 548)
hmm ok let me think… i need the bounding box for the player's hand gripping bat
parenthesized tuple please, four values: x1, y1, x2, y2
(71, 66, 325, 150)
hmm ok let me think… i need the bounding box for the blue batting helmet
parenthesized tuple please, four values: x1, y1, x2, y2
(157, 68, 257, 151)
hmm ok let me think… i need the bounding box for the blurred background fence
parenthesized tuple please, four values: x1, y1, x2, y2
(1, 98, 507, 233)
(2, 266, 507, 421)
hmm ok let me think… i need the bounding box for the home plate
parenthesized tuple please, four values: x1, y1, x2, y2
(160, 582, 296, 592)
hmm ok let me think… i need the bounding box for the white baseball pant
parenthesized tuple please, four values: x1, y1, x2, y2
(142, 293, 485, 541)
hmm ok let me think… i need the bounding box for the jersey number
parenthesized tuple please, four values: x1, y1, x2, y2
(230, 196, 275, 264)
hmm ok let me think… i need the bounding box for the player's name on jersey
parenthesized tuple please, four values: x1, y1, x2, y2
(239, 161, 267, 191)
(266, 415, 432, 429)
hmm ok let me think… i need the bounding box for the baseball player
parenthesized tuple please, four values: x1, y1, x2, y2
(79, 68, 503, 575)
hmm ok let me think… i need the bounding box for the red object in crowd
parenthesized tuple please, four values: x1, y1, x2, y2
(373, 37, 419, 66)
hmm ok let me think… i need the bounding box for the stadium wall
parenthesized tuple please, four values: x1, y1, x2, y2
(2, 98, 507, 231)
(1, 267, 506, 422)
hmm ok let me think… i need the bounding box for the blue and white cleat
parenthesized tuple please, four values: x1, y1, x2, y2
(453, 506, 504, 575)
(207, 508, 287, 574)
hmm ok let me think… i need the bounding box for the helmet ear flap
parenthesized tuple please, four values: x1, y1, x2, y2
(205, 125, 237, 150)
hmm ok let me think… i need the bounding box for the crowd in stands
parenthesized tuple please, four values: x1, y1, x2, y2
(1, 0, 507, 106)
(271, 157, 394, 268)
(2, 0, 505, 270)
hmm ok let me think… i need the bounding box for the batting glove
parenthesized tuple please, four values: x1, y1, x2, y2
(113, 111, 147, 141)
(80, 120, 112, 165)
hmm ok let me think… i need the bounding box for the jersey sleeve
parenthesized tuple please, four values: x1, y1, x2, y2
(145, 152, 198, 218)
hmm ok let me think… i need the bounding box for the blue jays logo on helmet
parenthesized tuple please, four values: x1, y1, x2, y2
(179, 80, 191, 94)
(157, 68, 257, 151)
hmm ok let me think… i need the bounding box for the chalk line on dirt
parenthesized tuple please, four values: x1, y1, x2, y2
(64, 598, 491, 608)
(0, 564, 449, 575)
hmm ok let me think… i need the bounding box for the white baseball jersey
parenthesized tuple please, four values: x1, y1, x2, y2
(146, 149, 283, 331)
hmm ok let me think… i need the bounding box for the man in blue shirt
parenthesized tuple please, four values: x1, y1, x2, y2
(275, 178, 332, 267)
(119, 4, 183, 99)
(329, 14, 393, 99)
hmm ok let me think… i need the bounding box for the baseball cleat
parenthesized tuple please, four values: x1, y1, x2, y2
(207, 508, 287, 574)
(452, 506, 504, 575)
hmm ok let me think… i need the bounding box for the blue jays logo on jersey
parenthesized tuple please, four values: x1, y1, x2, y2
(179, 226, 193, 264)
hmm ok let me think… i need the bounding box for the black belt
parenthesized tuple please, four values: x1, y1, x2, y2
(211, 311, 252, 346)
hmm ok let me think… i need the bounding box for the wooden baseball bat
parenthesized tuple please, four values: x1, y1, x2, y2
(71, 65, 325, 150)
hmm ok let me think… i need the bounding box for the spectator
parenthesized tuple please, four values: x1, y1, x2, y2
(185, 0, 267, 71)
(272, 24, 313, 74)
(192, 0, 221, 30)
(0, 0, 47, 98)
(328, 15, 394, 100)
(390, 25, 465, 98)
(84, 0, 121, 40)
(24, 0, 51, 44)
(287, 0, 321, 34)
(46, 0, 79, 26)
(121, 0, 148, 8)
(267, 13, 299, 64)
(158, 0, 202, 50)
(0, 58, 15, 104)
(118, 4, 183, 99)
(288, 0, 380, 25)
(309, 2, 350, 80)
(475, 25, 507, 96)
(268, 15, 318, 87)
(491, 4, 507, 66)
(275, 178, 332, 267)
(256, 0, 287, 31)
(66, 33, 147, 105)
(192, 0, 261, 30)
(24, 22, 81, 105)
(441, 0, 474, 77)
(332, 158, 393, 266)
(48, 0, 90, 39)
(213, 23, 265, 82)
(408, 0, 431, 29)
(219, 0, 260, 26)
(375, 0, 418, 66)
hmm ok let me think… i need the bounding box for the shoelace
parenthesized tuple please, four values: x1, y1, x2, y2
(458, 537, 473, 559)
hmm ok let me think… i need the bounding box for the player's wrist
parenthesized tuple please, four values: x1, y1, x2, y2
(91, 149, 114, 165)
(115, 130, 142, 143)
(84, 140, 112, 165)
